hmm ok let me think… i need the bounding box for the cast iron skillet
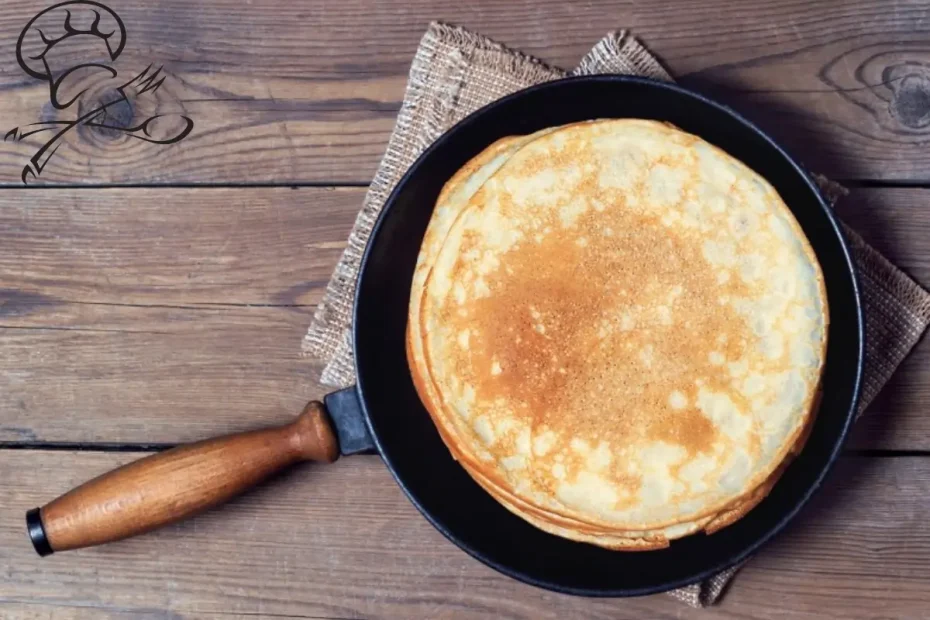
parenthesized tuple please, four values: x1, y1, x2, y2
(27, 75, 863, 597)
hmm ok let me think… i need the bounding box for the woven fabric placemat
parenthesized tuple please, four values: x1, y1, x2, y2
(303, 23, 930, 607)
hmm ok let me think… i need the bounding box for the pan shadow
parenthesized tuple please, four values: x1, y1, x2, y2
(679, 72, 859, 181)
(736, 454, 891, 578)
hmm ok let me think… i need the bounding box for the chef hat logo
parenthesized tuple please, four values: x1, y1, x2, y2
(8, 0, 193, 185)
(16, 1, 126, 108)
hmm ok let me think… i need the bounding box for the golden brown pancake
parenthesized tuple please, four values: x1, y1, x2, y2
(408, 119, 828, 548)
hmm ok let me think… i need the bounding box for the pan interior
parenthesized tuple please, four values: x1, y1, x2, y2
(353, 76, 862, 596)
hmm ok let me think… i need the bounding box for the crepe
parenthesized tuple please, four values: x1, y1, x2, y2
(407, 119, 828, 548)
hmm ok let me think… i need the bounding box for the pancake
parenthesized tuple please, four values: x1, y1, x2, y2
(408, 119, 828, 547)
(408, 123, 726, 547)
(439, 385, 817, 548)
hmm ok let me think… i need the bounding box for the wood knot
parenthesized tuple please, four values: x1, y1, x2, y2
(884, 63, 930, 129)
(78, 87, 134, 141)
(822, 47, 930, 133)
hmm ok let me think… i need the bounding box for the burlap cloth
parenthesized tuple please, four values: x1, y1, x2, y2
(303, 23, 930, 607)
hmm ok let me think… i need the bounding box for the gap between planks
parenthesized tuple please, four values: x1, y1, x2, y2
(2, 443, 928, 456)
(1, 180, 930, 190)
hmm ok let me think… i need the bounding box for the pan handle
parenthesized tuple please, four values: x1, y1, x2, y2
(26, 401, 339, 556)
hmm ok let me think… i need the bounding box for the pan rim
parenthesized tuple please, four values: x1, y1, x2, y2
(352, 74, 864, 597)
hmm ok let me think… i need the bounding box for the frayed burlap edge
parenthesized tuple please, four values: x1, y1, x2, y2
(843, 222, 930, 410)
(303, 24, 566, 374)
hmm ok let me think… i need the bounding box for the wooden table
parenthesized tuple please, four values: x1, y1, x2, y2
(2, 1, 929, 618)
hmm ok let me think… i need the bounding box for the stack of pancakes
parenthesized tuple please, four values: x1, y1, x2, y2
(407, 120, 828, 550)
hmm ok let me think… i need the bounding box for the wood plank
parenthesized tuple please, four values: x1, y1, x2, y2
(836, 188, 930, 284)
(4, 298, 926, 449)
(0, 313, 920, 450)
(2, 186, 928, 447)
(2, 188, 928, 303)
(0, 304, 326, 444)
(0, 451, 927, 619)
(0, 187, 361, 306)
(0, 186, 357, 444)
(0, 0, 929, 184)
(0, 605, 206, 620)
(0, 606, 317, 620)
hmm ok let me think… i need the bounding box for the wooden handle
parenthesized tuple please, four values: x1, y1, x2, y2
(27, 401, 338, 555)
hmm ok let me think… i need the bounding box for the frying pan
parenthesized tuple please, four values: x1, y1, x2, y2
(26, 75, 864, 597)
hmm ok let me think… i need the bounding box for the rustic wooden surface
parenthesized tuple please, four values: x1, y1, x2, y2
(1, 187, 927, 448)
(1, 0, 929, 618)
(0, 0, 929, 184)
(2, 452, 929, 620)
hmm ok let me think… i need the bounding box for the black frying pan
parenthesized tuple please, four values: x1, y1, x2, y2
(27, 75, 863, 597)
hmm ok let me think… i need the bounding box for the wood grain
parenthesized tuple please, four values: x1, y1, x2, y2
(0, 0, 928, 184)
(835, 188, 930, 285)
(0, 1, 927, 616)
(0, 187, 360, 306)
(1, 451, 928, 619)
(4, 187, 928, 306)
(1, 187, 928, 447)
(3, 297, 925, 449)
(0, 303, 328, 444)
